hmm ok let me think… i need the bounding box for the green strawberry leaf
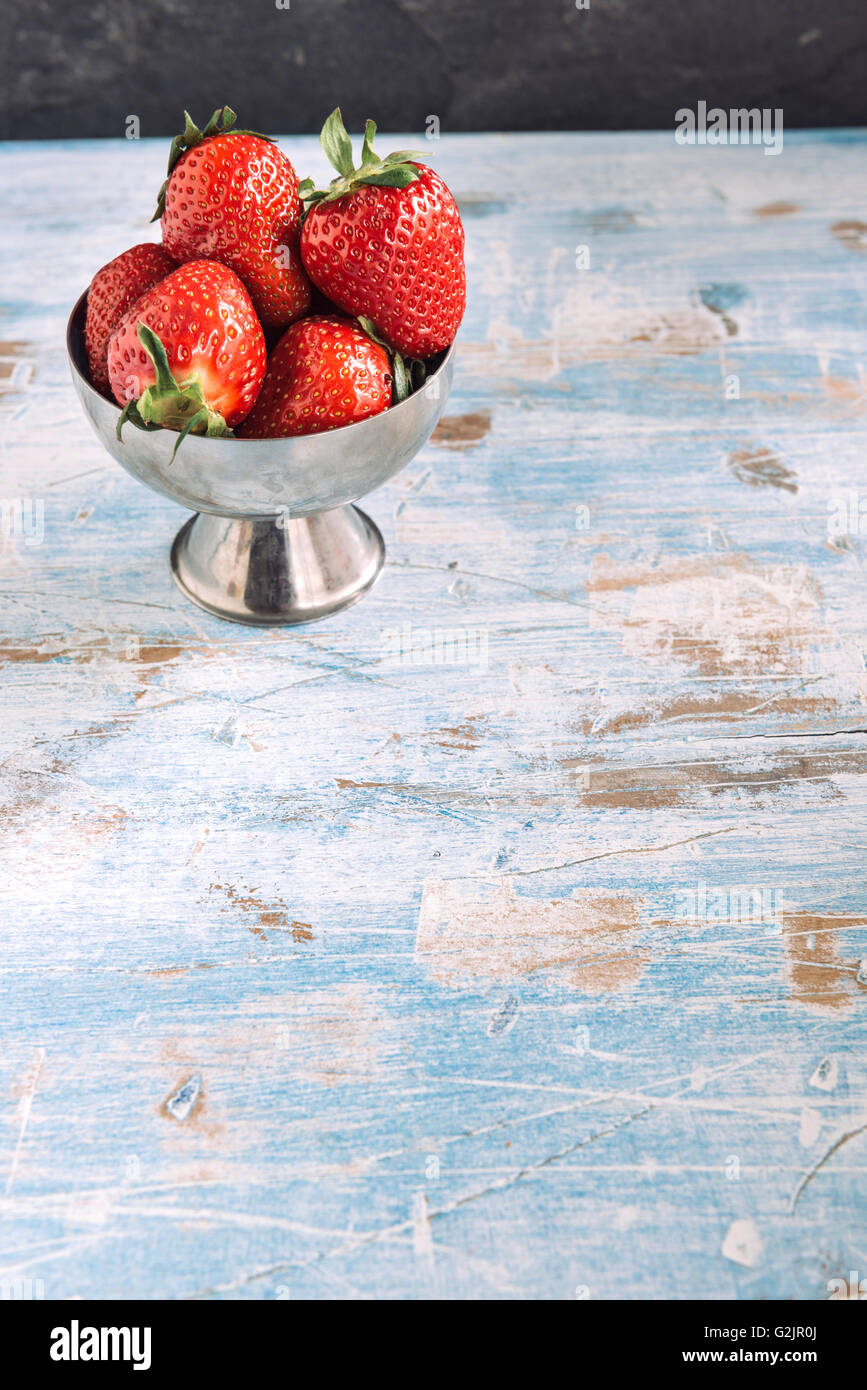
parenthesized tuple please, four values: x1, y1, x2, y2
(170, 406, 209, 460)
(361, 166, 420, 188)
(356, 315, 386, 347)
(391, 351, 410, 403)
(320, 108, 355, 178)
(116, 398, 161, 442)
(202, 106, 237, 137)
(357, 316, 411, 404)
(381, 150, 424, 165)
(297, 176, 324, 213)
(360, 119, 377, 166)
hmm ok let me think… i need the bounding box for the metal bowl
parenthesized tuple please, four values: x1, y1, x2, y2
(67, 291, 454, 624)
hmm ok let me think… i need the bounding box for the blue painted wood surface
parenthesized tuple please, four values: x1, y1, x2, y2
(1, 131, 866, 1300)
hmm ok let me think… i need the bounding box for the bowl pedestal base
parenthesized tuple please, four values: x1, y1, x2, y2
(169, 505, 385, 626)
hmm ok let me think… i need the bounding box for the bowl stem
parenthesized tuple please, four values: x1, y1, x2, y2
(169, 505, 385, 625)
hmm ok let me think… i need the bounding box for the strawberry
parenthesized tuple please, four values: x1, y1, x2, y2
(108, 259, 266, 457)
(299, 110, 465, 359)
(157, 107, 310, 329)
(237, 315, 393, 439)
(85, 242, 176, 395)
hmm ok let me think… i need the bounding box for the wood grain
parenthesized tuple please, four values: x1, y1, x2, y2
(0, 131, 866, 1300)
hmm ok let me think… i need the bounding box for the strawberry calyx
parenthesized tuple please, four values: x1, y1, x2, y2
(116, 322, 233, 462)
(152, 106, 276, 221)
(356, 315, 411, 403)
(356, 317, 432, 400)
(299, 108, 423, 213)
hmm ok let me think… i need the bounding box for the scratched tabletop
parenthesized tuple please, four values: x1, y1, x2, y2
(1, 131, 866, 1301)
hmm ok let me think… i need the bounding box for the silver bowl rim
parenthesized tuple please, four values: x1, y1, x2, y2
(66, 289, 456, 447)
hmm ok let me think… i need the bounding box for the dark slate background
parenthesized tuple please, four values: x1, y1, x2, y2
(1, 0, 865, 140)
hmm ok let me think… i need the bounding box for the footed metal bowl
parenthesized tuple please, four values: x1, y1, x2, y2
(67, 292, 454, 625)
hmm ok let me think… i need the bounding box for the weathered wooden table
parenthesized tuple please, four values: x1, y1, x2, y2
(1, 131, 865, 1301)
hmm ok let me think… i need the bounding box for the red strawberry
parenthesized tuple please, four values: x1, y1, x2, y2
(299, 110, 465, 359)
(108, 259, 266, 456)
(237, 315, 392, 439)
(157, 107, 310, 329)
(85, 242, 176, 395)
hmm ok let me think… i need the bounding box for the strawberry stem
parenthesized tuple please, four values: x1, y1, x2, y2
(116, 323, 233, 461)
(137, 322, 177, 396)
